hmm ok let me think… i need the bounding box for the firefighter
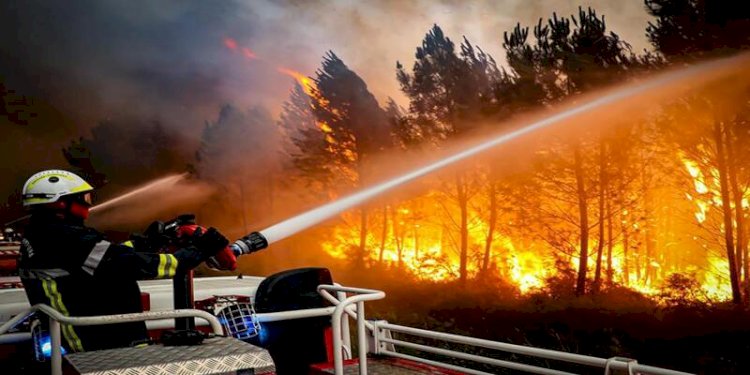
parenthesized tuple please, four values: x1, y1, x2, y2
(17, 169, 229, 352)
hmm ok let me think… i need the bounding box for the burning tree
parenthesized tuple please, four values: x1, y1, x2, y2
(397, 25, 501, 285)
(647, 0, 750, 304)
(283, 52, 392, 267)
(500, 9, 636, 295)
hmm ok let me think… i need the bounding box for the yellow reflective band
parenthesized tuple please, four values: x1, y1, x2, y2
(122, 240, 134, 248)
(23, 197, 52, 204)
(42, 279, 84, 352)
(167, 254, 178, 277)
(69, 181, 94, 193)
(156, 254, 178, 279)
(157, 254, 167, 278)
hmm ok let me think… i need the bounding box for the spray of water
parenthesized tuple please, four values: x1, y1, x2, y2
(3, 173, 190, 227)
(258, 54, 750, 245)
(91, 173, 188, 213)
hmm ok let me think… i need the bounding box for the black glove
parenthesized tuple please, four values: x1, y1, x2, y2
(192, 227, 229, 258)
(142, 220, 171, 249)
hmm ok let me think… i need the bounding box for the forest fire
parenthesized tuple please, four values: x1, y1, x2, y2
(262, 50, 750, 302)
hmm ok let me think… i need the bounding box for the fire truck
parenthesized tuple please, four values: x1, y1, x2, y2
(0, 233, 693, 375)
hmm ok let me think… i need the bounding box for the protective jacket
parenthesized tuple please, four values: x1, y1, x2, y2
(18, 214, 204, 352)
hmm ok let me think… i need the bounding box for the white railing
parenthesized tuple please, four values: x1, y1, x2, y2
(317, 285, 386, 375)
(370, 322, 695, 375)
(0, 284, 698, 375)
(0, 304, 223, 375)
(315, 285, 694, 375)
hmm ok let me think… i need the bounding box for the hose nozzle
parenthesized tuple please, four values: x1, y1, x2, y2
(230, 231, 268, 256)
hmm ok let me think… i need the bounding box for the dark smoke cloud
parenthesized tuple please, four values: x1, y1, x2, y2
(1, 0, 651, 136)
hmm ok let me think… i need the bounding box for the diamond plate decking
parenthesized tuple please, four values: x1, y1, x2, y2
(65, 337, 275, 375)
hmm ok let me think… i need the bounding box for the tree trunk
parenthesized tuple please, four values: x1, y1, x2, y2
(414, 217, 420, 259)
(483, 182, 498, 273)
(392, 207, 403, 268)
(714, 122, 742, 304)
(379, 205, 388, 262)
(622, 216, 630, 285)
(643, 173, 657, 286)
(606, 195, 614, 286)
(593, 141, 606, 293)
(726, 125, 747, 295)
(457, 173, 469, 285)
(574, 145, 590, 296)
(358, 207, 368, 268)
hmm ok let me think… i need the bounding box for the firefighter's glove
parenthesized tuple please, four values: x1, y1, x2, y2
(192, 227, 229, 258)
(143, 220, 171, 249)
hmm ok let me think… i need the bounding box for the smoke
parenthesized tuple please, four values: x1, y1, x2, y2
(0, 0, 652, 227)
(0, 0, 652, 133)
(87, 174, 215, 231)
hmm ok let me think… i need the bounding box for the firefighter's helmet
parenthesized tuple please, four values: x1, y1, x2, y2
(22, 170, 94, 207)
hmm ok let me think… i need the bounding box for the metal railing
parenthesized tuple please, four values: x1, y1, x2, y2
(317, 285, 386, 375)
(371, 322, 695, 375)
(0, 285, 698, 375)
(0, 303, 223, 375)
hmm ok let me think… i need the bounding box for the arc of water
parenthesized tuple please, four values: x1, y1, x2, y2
(259, 54, 748, 244)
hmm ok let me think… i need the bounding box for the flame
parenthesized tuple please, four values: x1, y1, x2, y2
(241, 47, 258, 60)
(320, 193, 553, 291)
(277, 67, 316, 96)
(319, 122, 333, 133)
(316, 174, 738, 301)
(680, 153, 746, 301)
(703, 255, 733, 300)
(223, 37, 238, 50)
(223, 37, 259, 61)
(681, 157, 712, 223)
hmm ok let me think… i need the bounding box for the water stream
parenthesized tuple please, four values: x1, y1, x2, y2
(258, 54, 750, 245)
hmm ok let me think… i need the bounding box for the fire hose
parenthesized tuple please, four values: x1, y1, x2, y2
(158, 214, 268, 271)
(142, 214, 269, 330)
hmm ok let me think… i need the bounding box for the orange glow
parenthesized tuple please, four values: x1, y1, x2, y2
(241, 47, 258, 60)
(223, 37, 238, 50)
(703, 255, 732, 300)
(681, 156, 712, 223)
(277, 67, 316, 96)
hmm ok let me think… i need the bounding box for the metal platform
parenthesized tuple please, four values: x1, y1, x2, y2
(64, 337, 275, 375)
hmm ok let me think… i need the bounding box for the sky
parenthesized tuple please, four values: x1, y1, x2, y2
(0, 0, 653, 137)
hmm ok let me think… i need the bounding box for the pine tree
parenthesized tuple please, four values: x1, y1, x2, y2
(397, 25, 503, 284)
(646, 0, 750, 303)
(285, 52, 392, 267)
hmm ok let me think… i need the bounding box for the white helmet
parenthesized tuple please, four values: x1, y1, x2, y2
(22, 170, 94, 207)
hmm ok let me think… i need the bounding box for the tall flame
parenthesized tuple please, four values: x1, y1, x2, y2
(277, 67, 316, 96)
(223, 37, 258, 60)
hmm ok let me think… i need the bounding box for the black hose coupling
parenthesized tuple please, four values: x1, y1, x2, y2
(230, 231, 269, 256)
